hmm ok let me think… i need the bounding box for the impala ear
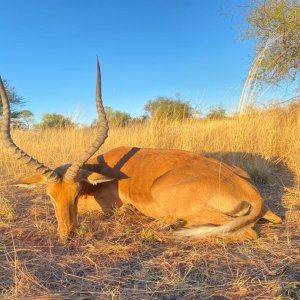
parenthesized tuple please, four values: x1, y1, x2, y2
(14, 174, 47, 188)
(78, 170, 115, 186)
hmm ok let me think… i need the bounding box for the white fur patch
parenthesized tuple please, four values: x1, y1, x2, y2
(175, 223, 232, 239)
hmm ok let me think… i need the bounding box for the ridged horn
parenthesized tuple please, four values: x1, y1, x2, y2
(0, 76, 60, 181)
(64, 57, 109, 180)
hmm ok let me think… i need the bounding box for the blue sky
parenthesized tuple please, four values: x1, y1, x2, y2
(1, 0, 254, 124)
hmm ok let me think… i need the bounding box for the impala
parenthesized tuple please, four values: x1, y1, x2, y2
(0, 59, 282, 242)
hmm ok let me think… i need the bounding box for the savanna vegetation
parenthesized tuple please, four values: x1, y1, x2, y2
(1, 0, 300, 298)
(246, 0, 300, 87)
(0, 101, 299, 299)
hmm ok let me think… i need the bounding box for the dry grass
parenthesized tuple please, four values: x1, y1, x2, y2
(0, 196, 14, 229)
(0, 103, 299, 299)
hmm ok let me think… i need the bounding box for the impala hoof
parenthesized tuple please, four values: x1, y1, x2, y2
(58, 229, 75, 243)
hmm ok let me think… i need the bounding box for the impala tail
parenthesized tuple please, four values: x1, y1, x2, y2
(176, 196, 263, 239)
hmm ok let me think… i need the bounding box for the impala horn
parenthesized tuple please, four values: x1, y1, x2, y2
(0, 76, 60, 181)
(64, 57, 109, 180)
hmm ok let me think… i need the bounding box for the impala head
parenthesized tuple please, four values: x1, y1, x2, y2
(0, 58, 112, 242)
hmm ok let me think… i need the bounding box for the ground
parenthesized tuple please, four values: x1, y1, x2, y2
(0, 169, 299, 300)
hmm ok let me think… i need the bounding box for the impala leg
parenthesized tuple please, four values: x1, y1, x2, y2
(177, 210, 258, 240)
(183, 209, 259, 240)
(162, 219, 187, 231)
(185, 208, 233, 227)
(228, 225, 258, 241)
(119, 203, 137, 214)
(261, 206, 282, 224)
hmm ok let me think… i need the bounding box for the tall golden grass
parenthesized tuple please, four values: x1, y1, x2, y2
(1, 102, 299, 182)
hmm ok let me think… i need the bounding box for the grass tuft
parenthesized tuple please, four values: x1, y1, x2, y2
(0, 196, 15, 228)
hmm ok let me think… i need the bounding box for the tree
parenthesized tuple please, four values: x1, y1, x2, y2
(144, 96, 193, 120)
(91, 106, 132, 127)
(0, 79, 26, 116)
(105, 106, 132, 127)
(246, 0, 300, 87)
(130, 115, 148, 124)
(38, 113, 75, 129)
(13, 110, 34, 128)
(206, 105, 226, 120)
